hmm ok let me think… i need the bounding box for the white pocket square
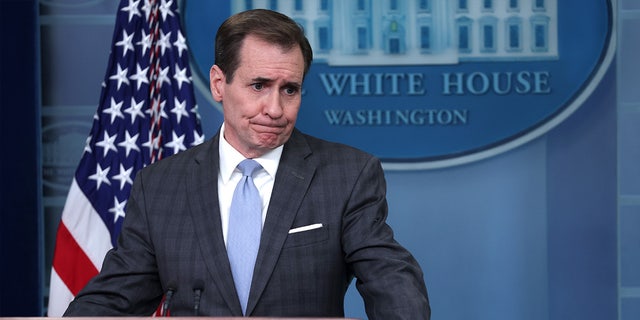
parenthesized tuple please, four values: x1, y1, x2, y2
(288, 223, 323, 234)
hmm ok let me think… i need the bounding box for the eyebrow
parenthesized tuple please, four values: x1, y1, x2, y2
(251, 76, 272, 83)
(251, 77, 302, 89)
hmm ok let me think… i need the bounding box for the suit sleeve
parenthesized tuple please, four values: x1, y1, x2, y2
(64, 170, 163, 316)
(341, 156, 431, 320)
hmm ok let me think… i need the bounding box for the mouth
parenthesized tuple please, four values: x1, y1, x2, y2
(250, 121, 287, 133)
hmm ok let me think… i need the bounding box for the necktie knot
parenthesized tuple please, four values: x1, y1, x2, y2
(237, 159, 261, 177)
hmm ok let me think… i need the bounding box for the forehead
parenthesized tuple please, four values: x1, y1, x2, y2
(236, 35, 304, 80)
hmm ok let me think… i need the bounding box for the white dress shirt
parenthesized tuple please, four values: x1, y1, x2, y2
(217, 124, 283, 246)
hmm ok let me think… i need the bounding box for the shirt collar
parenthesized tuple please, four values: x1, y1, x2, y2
(218, 123, 283, 183)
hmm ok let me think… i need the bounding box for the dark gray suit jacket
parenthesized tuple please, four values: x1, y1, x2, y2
(64, 129, 430, 319)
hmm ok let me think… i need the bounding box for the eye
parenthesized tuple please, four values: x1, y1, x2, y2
(251, 83, 264, 91)
(283, 86, 299, 95)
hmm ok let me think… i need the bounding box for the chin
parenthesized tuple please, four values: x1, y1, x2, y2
(257, 132, 286, 146)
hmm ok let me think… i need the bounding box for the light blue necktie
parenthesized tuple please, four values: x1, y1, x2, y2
(227, 159, 262, 315)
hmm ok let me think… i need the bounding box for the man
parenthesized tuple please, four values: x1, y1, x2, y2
(64, 9, 430, 319)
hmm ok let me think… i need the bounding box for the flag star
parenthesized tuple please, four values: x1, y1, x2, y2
(121, 0, 141, 22)
(129, 63, 149, 90)
(173, 64, 191, 89)
(159, 100, 169, 119)
(173, 30, 188, 57)
(95, 131, 118, 157)
(151, 132, 162, 156)
(112, 164, 134, 190)
(83, 135, 92, 153)
(142, 131, 154, 156)
(146, 99, 158, 118)
(103, 98, 125, 124)
(143, 128, 162, 152)
(157, 30, 172, 56)
(159, 0, 175, 21)
(88, 164, 111, 189)
(191, 104, 201, 120)
(141, 0, 153, 20)
(115, 30, 135, 57)
(171, 97, 189, 123)
(137, 29, 153, 56)
(125, 97, 146, 124)
(192, 130, 205, 146)
(117, 131, 141, 157)
(109, 197, 127, 223)
(146, 99, 168, 120)
(156, 66, 171, 88)
(109, 64, 130, 90)
(165, 131, 186, 154)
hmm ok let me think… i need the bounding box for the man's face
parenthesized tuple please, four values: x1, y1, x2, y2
(210, 35, 305, 158)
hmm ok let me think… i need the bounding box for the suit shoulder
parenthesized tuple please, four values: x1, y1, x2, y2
(137, 138, 215, 176)
(297, 131, 378, 165)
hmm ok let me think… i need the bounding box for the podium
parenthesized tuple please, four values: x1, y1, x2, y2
(0, 316, 359, 320)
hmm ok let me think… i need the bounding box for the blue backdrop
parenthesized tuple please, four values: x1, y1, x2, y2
(1, 1, 635, 319)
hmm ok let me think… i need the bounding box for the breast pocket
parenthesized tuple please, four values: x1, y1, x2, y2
(283, 224, 329, 249)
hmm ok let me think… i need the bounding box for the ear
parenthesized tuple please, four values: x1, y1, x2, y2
(209, 65, 225, 102)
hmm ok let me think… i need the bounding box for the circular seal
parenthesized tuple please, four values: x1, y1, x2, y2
(181, 0, 615, 170)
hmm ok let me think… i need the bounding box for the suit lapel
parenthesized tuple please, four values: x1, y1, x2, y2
(186, 134, 243, 315)
(246, 130, 316, 315)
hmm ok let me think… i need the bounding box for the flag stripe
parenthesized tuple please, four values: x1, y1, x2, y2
(52, 222, 99, 295)
(60, 179, 112, 268)
(48, 270, 74, 317)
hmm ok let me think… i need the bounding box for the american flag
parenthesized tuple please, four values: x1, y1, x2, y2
(47, 0, 204, 316)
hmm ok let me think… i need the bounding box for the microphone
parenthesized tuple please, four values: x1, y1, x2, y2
(192, 279, 205, 316)
(162, 282, 177, 317)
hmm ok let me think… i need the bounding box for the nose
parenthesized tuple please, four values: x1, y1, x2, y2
(263, 90, 284, 119)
